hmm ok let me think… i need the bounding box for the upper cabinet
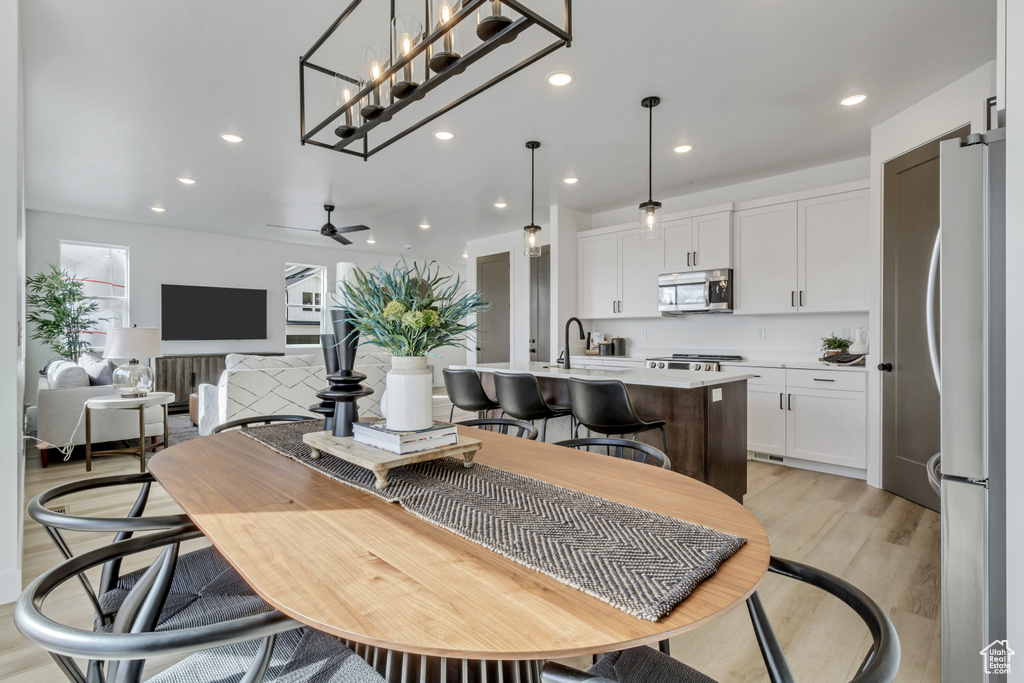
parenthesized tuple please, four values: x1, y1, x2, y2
(733, 188, 869, 315)
(578, 233, 620, 319)
(664, 211, 732, 273)
(578, 230, 662, 319)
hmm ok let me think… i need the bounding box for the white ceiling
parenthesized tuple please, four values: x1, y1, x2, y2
(22, 0, 996, 262)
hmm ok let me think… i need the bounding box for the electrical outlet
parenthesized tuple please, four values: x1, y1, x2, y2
(757, 328, 766, 341)
(840, 327, 850, 339)
(640, 329, 647, 340)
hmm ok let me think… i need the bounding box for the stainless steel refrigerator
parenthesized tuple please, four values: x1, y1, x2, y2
(934, 129, 1007, 682)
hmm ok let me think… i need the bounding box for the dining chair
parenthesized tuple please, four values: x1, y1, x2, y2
(27, 473, 271, 629)
(456, 417, 539, 439)
(541, 556, 901, 683)
(212, 414, 314, 433)
(443, 368, 501, 421)
(567, 378, 668, 454)
(493, 371, 574, 442)
(14, 526, 387, 683)
(555, 437, 671, 470)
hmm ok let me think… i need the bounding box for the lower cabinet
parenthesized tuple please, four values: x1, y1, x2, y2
(730, 365, 868, 472)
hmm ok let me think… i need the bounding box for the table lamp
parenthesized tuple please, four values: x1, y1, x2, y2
(103, 327, 163, 398)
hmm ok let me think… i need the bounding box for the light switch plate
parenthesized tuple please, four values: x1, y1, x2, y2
(641, 329, 647, 340)
(757, 328, 766, 340)
(712, 387, 723, 402)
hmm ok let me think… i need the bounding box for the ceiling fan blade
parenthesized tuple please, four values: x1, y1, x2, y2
(335, 224, 370, 234)
(329, 233, 353, 246)
(267, 223, 318, 232)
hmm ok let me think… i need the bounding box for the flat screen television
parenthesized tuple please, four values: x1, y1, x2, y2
(161, 284, 267, 340)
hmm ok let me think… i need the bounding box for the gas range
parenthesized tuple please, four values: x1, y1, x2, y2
(644, 353, 745, 372)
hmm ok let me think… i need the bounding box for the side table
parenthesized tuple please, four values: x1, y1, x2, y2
(85, 392, 174, 472)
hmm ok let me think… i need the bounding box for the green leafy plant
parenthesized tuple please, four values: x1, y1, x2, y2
(26, 264, 104, 360)
(339, 259, 490, 357)
(821, 333, 852, 353)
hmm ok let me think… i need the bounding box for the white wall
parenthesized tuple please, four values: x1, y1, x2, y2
(549, 205, 586, 361)
(867, 61, 996, 489)
(0, 0, 25, 604)
(25, 211, 467, 398)
(1004, 1, 1022, 672)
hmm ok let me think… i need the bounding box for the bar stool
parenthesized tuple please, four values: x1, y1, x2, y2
(567, 378, 668, 454)
(493, 372, 573, 442)
(443, 368, 501, 421)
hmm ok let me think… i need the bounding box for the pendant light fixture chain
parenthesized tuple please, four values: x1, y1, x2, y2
(638, 96, 662, 240)
(524, 140, 542, 257)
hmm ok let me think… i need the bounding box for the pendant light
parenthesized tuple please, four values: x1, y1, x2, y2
(523, 140, 542, 258)
(639, 96, 662, 241)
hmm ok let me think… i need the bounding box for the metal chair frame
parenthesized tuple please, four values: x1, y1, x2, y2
(457, 418, 540, 440)
(555, 437, 672, 470)
(212, 414, 314, 434)
(540, 556, 901, 683)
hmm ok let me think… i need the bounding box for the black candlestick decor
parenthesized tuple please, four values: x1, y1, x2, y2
(310, 333, 341, 430)
(310, 309, 373, 438)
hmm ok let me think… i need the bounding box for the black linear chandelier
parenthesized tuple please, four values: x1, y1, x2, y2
(299, 0, 573, 161)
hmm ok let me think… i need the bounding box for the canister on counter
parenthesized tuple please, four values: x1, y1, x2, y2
(611, 337, 626, 356)
(598, 341, 614, 356)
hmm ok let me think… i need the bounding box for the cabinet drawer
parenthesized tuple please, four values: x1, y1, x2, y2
(785, 368, 865, 392)
(737, 367, 786, 387)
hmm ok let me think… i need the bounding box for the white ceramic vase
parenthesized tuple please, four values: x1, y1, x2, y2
(385, 356, 433, 431)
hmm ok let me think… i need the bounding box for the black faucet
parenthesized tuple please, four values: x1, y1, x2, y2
(563, 317, 586, 370)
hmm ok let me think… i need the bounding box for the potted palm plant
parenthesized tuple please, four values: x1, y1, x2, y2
(340, 260, 489, 431)
(26, 264, 104, 365)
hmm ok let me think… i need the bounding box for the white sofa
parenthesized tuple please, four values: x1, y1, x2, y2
(35, 358, 165, 466)
(196, 351, 391, 436)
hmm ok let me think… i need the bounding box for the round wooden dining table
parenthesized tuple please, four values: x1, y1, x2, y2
(148, 427, 770, 661)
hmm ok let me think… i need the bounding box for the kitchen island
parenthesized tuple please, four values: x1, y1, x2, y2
(452, 362, 753, 502)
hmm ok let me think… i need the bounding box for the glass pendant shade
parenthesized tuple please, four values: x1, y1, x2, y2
(361, 46, 390, 120)
(391, 14, 423, 99)
(477, 0, 513, 40)
(429, 0, 461, 72)
(524, 225, 542, 257)
(639, 200, 662, 241)
(334, 77, 358, 138)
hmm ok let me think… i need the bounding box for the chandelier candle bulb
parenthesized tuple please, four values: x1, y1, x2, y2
(429, 0, 461, 72)
(361, 48, 388, 120)
(334, 81, 356, 138)
(392, 13, 423, 99)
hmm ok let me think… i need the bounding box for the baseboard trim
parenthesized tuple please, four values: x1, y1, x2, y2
(0, 568, 22, 605)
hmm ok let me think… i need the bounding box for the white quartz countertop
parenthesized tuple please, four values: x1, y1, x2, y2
(569, 355, 870, 373)
(453, 362, 754, 389)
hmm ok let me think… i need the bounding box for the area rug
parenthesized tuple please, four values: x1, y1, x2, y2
(241, 420, 746, 622)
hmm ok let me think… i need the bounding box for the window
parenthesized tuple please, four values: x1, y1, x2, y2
(285, 264, 326, 345)
(59, 241, 129, 349)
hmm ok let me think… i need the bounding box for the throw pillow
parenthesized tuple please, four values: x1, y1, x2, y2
(225, 354, 317, 370)
(79, 354, 116, 386)
(46, 360, 90, 389)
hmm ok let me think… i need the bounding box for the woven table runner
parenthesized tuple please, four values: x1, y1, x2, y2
(240, 421, 746, 622)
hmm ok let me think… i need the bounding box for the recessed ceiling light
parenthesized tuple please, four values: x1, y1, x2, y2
(177, 177, 196, 185)
(462, 251, 468, 258)
(366, 237, 376, 244)
(433, 130, 454, 141)
(673, 145, 693, 154)
(420, 223, 430, 229)
(220, 133, 244, 143)
(839, 93, 867, 106)
(547, 71, 573, 87)
(563, 177, 578, 184)
(150, 206, 165, 213)
(494, 201, 507, 209)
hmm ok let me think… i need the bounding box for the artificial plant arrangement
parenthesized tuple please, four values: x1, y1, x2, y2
(26, 264, 104, 362)
(820, 333, 852, 355)
(339, 259, 490, 357)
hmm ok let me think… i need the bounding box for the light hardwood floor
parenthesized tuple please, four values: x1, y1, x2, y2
(1, 404, 939, 682)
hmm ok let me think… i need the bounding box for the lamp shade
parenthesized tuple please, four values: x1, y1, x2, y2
(102, 328, 163, 360)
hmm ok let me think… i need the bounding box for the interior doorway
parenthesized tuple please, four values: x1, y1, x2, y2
(529, 246, 551, 363)
(475, 252, 510, 364)
(880, 124, 970, 511)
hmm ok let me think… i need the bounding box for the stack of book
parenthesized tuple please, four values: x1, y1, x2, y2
(351, 419, 459, 455)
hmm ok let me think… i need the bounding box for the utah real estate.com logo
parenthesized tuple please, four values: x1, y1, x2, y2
(980, 640, 1014, 676)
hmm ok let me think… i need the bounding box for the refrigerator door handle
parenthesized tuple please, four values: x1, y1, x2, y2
(926, 227, 941, 392)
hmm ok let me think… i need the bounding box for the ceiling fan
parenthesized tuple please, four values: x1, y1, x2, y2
(268, 204, 369, 245)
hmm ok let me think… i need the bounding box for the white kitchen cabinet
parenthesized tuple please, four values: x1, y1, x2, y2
(748, 384, 787, 456)
(663, 211, 732, 273)
(733, 188, 869, 315)
(786, 386, 867, 469)
(797, 189, 869, 312)
(578, 233, 619, 319)
(733, 203, 799, 314)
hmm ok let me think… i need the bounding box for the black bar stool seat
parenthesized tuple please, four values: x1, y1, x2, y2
(443, 368, 501, 421)
(568, 378, 668, 454)
(493, 371, 573, 442)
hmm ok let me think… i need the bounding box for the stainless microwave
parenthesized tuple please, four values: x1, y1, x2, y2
(657, 269, 734, 315)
